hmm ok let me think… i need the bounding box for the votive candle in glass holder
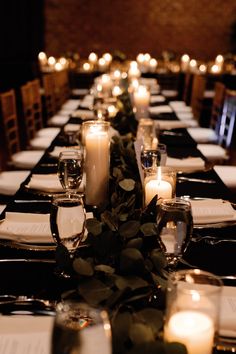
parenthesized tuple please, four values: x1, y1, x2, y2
(164, 269, 223, 354)
(136, 118, 157, 150)
(144, 166, 176, 206)
(83, 121, 110, 206)
(133, 85, 150, 120)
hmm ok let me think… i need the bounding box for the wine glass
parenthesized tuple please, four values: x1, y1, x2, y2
(50, 193, 86, 256)
(156, 197, 193, 269)
(58, 149, 84, 196)
(51, 301, 112, 354)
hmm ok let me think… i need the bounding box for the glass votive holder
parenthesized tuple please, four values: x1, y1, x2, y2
(133, 85, 150, 120)
(164, 269, 223, 354)
(157, 143, 167, 166)
(141, 148, 161, 170)
(143, 166, 176, 206)
(137, 118, 158, 150)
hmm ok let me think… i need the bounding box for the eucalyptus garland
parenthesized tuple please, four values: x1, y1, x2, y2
(55, 91, 187, 354)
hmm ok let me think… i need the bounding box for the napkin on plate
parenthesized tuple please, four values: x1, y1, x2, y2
(0, 315, 53, 353)
(71, 109, 94, 120)
(149, 105, 173, 115)
(187, 127, 217, 143)
(49, 146, 82, 158)
(26, 174, 85, 193)
(176, 112, 195, 120)
(0, 212, 52, 243)
(219, 285, 236, 338)
(150, 95, 165, 104)
(166, 156, 205, 172)
(154, 120, 196, 130)
(190, 199, 236, 224)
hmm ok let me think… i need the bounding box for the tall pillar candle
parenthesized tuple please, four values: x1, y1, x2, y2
(133, 85, 150, 120)
(85, 122, 110, 206)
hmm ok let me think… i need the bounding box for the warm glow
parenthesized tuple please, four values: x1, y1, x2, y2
(150, 58, 157, 68)
(113, 70, 121, 79)
(144, 53, 151, 62)
(181, 54, 190, 62)
(136, 53, 145, 63)
(189, 59, 197, 68)
(83, 62, 91, 71)
(215, 54, 224, 63)
(130, 61, 138, 68)
(107, 104, 118, 117)
(103, 53, 112, 63)
(55, 62, 63, 71)
(211, 64, 221, 73)
(88, 52, 98, 63)
(38, 51, 47, 61)
(112, 85, 122, 97)
(48, 56, 56, 66)
(98, 57, 106, 67)
(199, 64, 207, 73)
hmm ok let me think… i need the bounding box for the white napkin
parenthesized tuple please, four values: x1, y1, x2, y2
(166, 156, 205, 172)
(80, 94, 94, 109)
(26, 174, 85, 193)
(176, 112, 195, 120)
(0, 212, 52, 243)
(149, 105, 173, 115)
(62, 99, 80, 110)
(71, 109, 94, 120)
(150, 95, 165, 104)
(49, 146, 82, 158)
(190, 199, 236, 224)
(173, 106, 192, 113)
(48, 115, 70, 126)
(169, 101, 186, 109)
(72, 88, 90, 96)
(154, 120, 197, 130)
(197, 144, 228, 160)
(161, 89, 178, 98)
(219, 286, 236, 337)
(187, 128, 217, 143)
(0, 315, 53, 354)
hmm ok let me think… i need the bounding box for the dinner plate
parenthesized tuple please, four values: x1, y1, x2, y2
(24, 184, 63, 197)
(0, 238, 56, 251)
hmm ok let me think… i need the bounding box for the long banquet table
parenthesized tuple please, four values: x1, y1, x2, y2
(0, 81, 235, 353)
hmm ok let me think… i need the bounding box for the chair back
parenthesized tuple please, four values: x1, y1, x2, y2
(210, 82, 226, 134)
(53, 69, 70, 110)
(20, 79, 43, 143)
(0, 89, 21, 161)
(42, 73, 57, 119)
(218, 90, 236, 149)
(182, 72, 194, 105)
(190, 74, 206, 122)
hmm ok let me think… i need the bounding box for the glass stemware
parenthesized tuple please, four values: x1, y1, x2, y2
(58, 149, 84, 196)
(50, 193, 86, 257)
(51, 301, 112, 354)
(156, 197, 193, 269)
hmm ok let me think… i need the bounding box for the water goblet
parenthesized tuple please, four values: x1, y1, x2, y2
(58, 149, 84, 196)
(50, 193, 86, 256)
(51, 301, 112, 354)
(156, 197, 193, 269)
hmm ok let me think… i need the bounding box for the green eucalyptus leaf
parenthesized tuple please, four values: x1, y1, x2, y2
(151, 272, 168, 289)
(119, 220, 140, 239)
(120, 248, 145, 275)
(126, 237, 143, 249)
(78, 278, 113, 306)
(115, 275, 148, 290)
(119, 213, 129, 222)
(129, 323, 155, 345)
(112, 311, 133, 354)
(101, 210, 118, 231)
(113, 167, 124, 180)
(94, 264, 115, 274)
(136, 308, 164, 336)
(140, 223, 157, 237)
(86, 218, 102, 236)
(119, 178, 135, 191)
(73, 257, 94, 277)
(164, 342, 188, 354)
(150, 249, 168, 272)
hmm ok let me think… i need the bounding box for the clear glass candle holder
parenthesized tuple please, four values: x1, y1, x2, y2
(164, 269, 223, 354)
(144, 166, 176, 206)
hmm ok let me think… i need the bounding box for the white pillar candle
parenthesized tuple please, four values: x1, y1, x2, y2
(164, 311, 214, 354)
(181, 54, 190, 72)
(85, 127, 110, 206)
(133, 85, 150, 120)
(145, 179, 172, 205)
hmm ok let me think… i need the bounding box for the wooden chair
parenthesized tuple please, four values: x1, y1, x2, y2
(190, 74, 206, 122)
(0, 89, 44, 169)
(42, 73, 57, 120)
(53, 69, 71, 110)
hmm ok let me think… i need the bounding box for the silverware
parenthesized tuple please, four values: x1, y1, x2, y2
(178, 176, 216, 184)
(192, 235, 236, 245)
(14, 199, 51, 203)
(162, 131, 183, 136)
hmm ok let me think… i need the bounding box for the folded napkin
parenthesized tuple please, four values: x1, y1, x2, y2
(173, 106, 193, 114)
(176, 112, 195, 120)
(62, 99, 80, 111)
(166, 156, 205, 172)
(26, 174, 85, 193)
(154, 120, 197, 130)
(149, 105, 173, 115)
(190, 199, 236, 224)
(0, 315, 53, 353)
(71, 109, 94, 120)
(80, 94, 94, 109)
(0, 212, 52, 243)
(72, 88, 90, 96)
(161, 89, 178, 98)
(36, 127, 60, 138)
(48, 115, 70, 126)
(187, 128, 217, 143)
(49, 146, 83, 158)
(219, 286, 236, 338)
(169, 101, 186, 109)
(197, 144, 228, 159)
(150, 95, 165, 104)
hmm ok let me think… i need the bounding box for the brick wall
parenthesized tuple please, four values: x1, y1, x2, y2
(44, 0, 236, 60)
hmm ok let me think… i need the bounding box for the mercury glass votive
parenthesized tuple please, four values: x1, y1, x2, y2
(164, 269, 223, 354)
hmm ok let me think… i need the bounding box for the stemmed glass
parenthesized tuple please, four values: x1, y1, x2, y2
(58, 149, 84, 197)
(156, 197, 193, 269)
(50, 193, 86, 269)
(51, 301, 112, 354)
